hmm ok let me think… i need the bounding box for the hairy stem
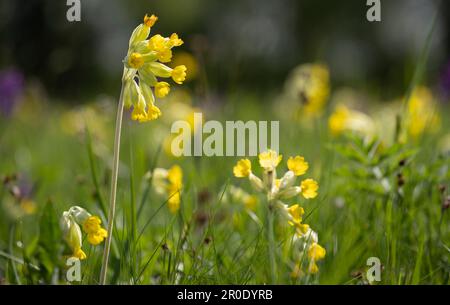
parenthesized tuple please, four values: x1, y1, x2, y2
(100, 74, 126, 285)
(267, 200, 277, 284)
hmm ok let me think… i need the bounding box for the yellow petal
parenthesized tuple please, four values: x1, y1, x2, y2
(287, 156, 309, 176)
(300, 178, 318, 199)
(233, 159, 252, 177)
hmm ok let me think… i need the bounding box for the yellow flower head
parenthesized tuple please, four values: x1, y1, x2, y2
(167, 165, 183, 213)
(172, 65, 187, 84)
(308, 262, 319, 274)
(87, 228, 108, 245)
(82, 216, 108, 246)
(167, 164, 183, 189)
(167, 185, 181, 214)
(300, 179, 318, 199)
(155, 82, 170, 98)
(146, 104, 162, 121)
(233, 159, 252, 177)
(286, 63, 330, 117)
(308, 242, 326, 261)
(73, 247, 87, 260)
(328, 104, 375, 137)
(406, 86, 441, 139)
(258, 149, 282, 171)
(287, 156, 309, 176)
(287, 204, 304, 224)
(148, 34, 166, 52)
(296, 223, 310, 236)
(131, 103, 148, 122)
(168, 33, 184, 47)
(128, 52, 145, 69)
(123, 15, 186, 123)
(147, 34, 179, 63)
(144, 14, 158, 27)
(82, 216, 102, 234)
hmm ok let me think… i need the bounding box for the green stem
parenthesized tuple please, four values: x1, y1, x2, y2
(267, 201, 277, 284)
(100, 73, 126, 285)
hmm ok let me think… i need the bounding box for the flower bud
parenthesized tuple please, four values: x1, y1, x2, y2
(129, 24, 150, 48)
(147, 62, 173, 78)
(277, 186, 301, 200)
(69, 206, 92, 224)
(249, 173, 264, 192)
(122, 80, 134, 109)
(279, 170, 295, 190)
(139, 67, 158, 87)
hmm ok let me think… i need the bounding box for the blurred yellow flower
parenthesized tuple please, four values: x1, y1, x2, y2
(243, 195, 258, 211)
(150, 164, 183, 213)
(307, 242, 326, 274)
(405, 86, 440, 140)
(285, 63, 330, 117)
(20, 199, 37, 215)
(233, 159, 252, 177)
(328, 104, 375, 137)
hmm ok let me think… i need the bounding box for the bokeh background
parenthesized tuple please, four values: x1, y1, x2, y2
(0, 0, 449, 285)
(1, 0, 449, 104)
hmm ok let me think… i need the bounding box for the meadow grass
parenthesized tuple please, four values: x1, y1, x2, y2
(0, 14, 449, 285)
(0, 91, 448, 284)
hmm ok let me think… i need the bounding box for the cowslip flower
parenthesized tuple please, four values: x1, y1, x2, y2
(122, 14, 187, 123)
(150, 164, 183, 213)
(232, 150, 325, 275)
(233, 150, 319, 203)
(307, 242, 326, 274)
(60, 211, 86, 260)
(60, 206, 107, 259)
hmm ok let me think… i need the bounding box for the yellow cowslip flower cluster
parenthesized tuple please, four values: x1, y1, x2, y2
(122, 14, 187, 122)
(60, 206, 107, 260)
(233, 149, 325, 274)
(285, 64, 330, 117)
(149, 165, 183, 213)
(404, 86, 440, 140)
(328, 104, 376, 137)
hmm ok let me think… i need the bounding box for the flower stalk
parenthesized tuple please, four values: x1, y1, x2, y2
(99, 72, 126, 285)
(267, 199, 277, 284)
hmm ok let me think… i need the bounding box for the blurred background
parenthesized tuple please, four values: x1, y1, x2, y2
(0, 0, 449, 109)
(0, 0, 449, 285)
